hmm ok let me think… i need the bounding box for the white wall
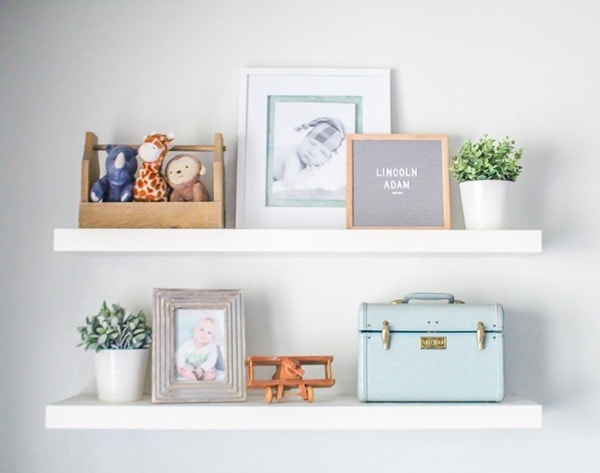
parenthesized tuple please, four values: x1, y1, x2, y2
(1, 0, 599, 471)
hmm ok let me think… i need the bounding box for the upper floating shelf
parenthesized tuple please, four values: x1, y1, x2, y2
(53, 229, 542, 255)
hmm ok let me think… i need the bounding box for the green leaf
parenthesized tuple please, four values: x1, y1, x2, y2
(450, 134, 523, 182)
(78, 302, 151, 350)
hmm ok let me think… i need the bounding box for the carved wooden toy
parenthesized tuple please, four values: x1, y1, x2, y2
(246, 355, 335, 403)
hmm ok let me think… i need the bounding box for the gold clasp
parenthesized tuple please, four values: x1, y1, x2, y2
(382, 320, 390, 350)
(420, 337, 447, 350)
(477, 321, 485, 350)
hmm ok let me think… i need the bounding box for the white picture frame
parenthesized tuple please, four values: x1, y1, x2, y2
(236, 68, 391, 229)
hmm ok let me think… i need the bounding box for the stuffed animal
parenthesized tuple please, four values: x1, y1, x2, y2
(89, 145, 138, 202)
(165, 153, 210, 202)
(133, 131, 175, 202)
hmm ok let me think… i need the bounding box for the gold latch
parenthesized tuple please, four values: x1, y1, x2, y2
(477, 321, 485, 350)
(382, 320, 390, 350)
(420, 337, 447, 349)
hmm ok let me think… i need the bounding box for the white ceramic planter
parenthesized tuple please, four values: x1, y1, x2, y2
(95, 349, 149, 402)
(459, 180, 514, 230)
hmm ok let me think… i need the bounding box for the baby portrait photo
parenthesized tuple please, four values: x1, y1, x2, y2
(266, 96, 361, 207)
(152, 288, 244, 403)
(174, 309, 226, 383)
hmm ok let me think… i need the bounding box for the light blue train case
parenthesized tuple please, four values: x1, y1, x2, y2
(357, 293, 505, 402)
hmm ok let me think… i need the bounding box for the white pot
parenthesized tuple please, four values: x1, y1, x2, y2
(459, 180, 514, 230)
(95, 349, 149, 402)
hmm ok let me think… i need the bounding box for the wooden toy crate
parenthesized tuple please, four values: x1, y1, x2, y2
(79, 132, 225, 228)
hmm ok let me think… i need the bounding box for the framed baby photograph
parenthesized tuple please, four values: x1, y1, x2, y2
(236, 68, 391, 229)
(347, 134, 451, 229)
(152, 288, 245, 403)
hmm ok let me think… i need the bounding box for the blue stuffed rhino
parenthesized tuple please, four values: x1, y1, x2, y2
(90, 145, 138, 202)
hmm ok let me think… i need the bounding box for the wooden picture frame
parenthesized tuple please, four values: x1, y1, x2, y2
(236, 68, 391, 229)
(347, 134, 451, 229)
(152, 289, 245, 403)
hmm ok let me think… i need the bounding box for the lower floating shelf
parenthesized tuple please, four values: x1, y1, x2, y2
(45, 394, 542, 430)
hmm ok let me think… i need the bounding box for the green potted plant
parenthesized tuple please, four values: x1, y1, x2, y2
(450, 134, 523, 230)
(78, 302, 152, 402)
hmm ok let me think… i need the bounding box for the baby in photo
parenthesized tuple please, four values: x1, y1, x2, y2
(272, 116, 346, 192)
(176, 316, 220, 381)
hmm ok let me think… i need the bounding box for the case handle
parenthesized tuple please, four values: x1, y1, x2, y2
(397, 292, 456, 304)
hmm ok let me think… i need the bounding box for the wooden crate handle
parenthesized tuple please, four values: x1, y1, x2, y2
(92, 144, 226, 152)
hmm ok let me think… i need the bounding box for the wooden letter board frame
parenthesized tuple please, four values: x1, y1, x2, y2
(347, 134, 450, 229)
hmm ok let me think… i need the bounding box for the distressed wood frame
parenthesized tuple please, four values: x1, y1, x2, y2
(152, 289, 245, 403)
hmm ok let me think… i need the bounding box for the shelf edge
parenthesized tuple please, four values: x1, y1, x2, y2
(45, 394, 542, 430)
(53, 229, 542, 255)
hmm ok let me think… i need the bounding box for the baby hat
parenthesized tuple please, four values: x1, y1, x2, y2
(296, 117, 346, 151)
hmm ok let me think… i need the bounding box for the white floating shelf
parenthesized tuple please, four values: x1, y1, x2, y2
(45, 394, 541, 430)
(53, 229, 542, 255)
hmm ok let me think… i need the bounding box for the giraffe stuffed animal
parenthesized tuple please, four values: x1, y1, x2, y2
(133, 131, 175, 202)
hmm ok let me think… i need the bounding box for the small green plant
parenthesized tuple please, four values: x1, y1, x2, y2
(450, 134, 523, 182)
(77, 302, 152, 352)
